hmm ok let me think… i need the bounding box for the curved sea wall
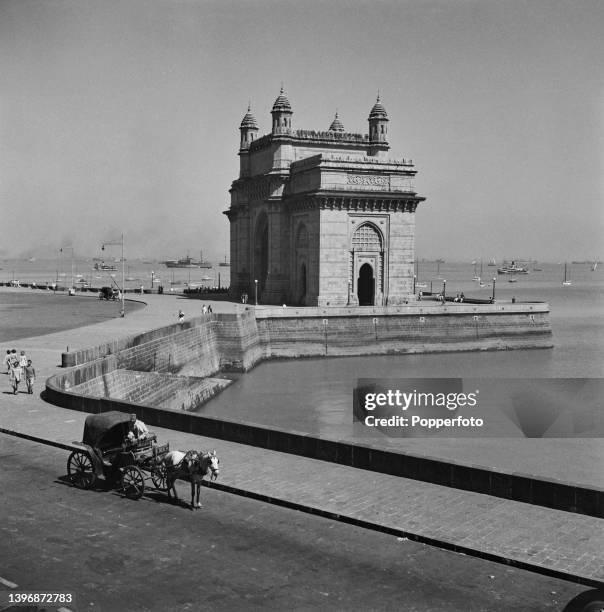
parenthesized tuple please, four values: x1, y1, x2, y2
(50, 303, 552, 405)
(42, 304, 604, 517)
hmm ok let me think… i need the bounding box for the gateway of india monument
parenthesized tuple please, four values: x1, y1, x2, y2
(225, 88, 426, 307)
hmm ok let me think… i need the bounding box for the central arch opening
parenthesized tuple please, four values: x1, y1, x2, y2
(357, 263, 375, 306)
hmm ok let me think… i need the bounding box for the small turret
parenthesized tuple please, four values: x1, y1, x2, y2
(368, 94, 389, 155)
(328, 111, 345, 132)
(239, 104, 259, 150)
(271, 86, 293, 134)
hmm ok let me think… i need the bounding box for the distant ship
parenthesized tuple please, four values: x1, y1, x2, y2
(93, 262, 118, 271)
(487, 259, 497, 266)
(497, 261, 529, 275)
(164, 256, 199, 268)
(163, 251, 212, 269)
(219, 255, 230, 267)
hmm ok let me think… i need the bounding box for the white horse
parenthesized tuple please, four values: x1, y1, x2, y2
(162, 450, 220, 509)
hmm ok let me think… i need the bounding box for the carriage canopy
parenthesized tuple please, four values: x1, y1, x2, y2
(82, 411, 132, 450)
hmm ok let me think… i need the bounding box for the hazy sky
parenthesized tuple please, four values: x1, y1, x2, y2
(1, 0, 602, 261)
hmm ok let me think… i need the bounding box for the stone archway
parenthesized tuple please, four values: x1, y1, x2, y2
(294, 223, 309, 305)
(357, 263, 375, 305)
(351, 222, 383, 306)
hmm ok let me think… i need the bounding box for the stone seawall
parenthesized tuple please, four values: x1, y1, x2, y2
(45, 303, 604, 516)
(255, 303, 552, 357)
(51, 303, 552, 406)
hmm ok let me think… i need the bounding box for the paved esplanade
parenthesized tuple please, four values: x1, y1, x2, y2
(0, 289, 602, 587)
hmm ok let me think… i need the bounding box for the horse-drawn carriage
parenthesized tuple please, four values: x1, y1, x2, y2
(98, 286, 119, 300)
(66, 411, 169, 499)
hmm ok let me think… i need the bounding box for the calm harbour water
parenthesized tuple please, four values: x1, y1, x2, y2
(197, 261, 604, 447)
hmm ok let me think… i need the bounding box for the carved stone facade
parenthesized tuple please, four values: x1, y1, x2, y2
(225, 90, 426, 306)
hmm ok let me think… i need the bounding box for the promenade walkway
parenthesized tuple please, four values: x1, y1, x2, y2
(0, 288, 602, 588)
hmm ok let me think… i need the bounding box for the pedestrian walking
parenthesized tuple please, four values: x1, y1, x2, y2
(24, 360, 36, 395)
(4, 350, 11, 374)
(178, 309, 185, 325)
(9, 352, 21, 394)
(19, 350, 28, 370)
(202, 304, 207, 315)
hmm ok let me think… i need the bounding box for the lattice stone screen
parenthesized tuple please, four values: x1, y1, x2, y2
(352, 223, 382, 250)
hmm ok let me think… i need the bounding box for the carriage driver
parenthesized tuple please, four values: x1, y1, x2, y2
(126, 413, 149, 443)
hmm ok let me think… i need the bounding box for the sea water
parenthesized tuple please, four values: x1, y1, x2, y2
(197, 261, 604, 442)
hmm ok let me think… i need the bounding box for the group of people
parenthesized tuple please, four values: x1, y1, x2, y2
(4, 349, 35, 395)
(177, 304, 213, 325)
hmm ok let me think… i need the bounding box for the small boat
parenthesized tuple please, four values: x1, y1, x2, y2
(487, 259, 497, 266)
(201, 276, 212, 281)
(219, 255, 230, 267)
(592, 262, 598, 271)
(93, 262, 118, 271)
(562, 263, 572, 286)
(472, 259, 483, 281)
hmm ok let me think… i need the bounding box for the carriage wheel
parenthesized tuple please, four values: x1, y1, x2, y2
(67, 450, 96, 489)
(121, 466, 145, 499)
(151, 465, 168, 491)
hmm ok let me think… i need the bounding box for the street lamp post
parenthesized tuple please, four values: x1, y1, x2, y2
(254, 279, 258, 305)
(442, 279, 447, 301)
(102, 234, 125, 317)
(60, 246, 75, 294)
(492, 277, 497, 302)
(151, 270, 155, 289)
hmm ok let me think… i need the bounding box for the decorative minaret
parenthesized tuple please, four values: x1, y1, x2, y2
(328, 110, 345, 132)
(368, 93, 389, 156)
(271, 86, 293, 134)
(238, 104, 258, 177)
(239, 103, 259, 151)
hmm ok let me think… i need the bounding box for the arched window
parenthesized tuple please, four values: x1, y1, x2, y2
(352, 223, 382, 251)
